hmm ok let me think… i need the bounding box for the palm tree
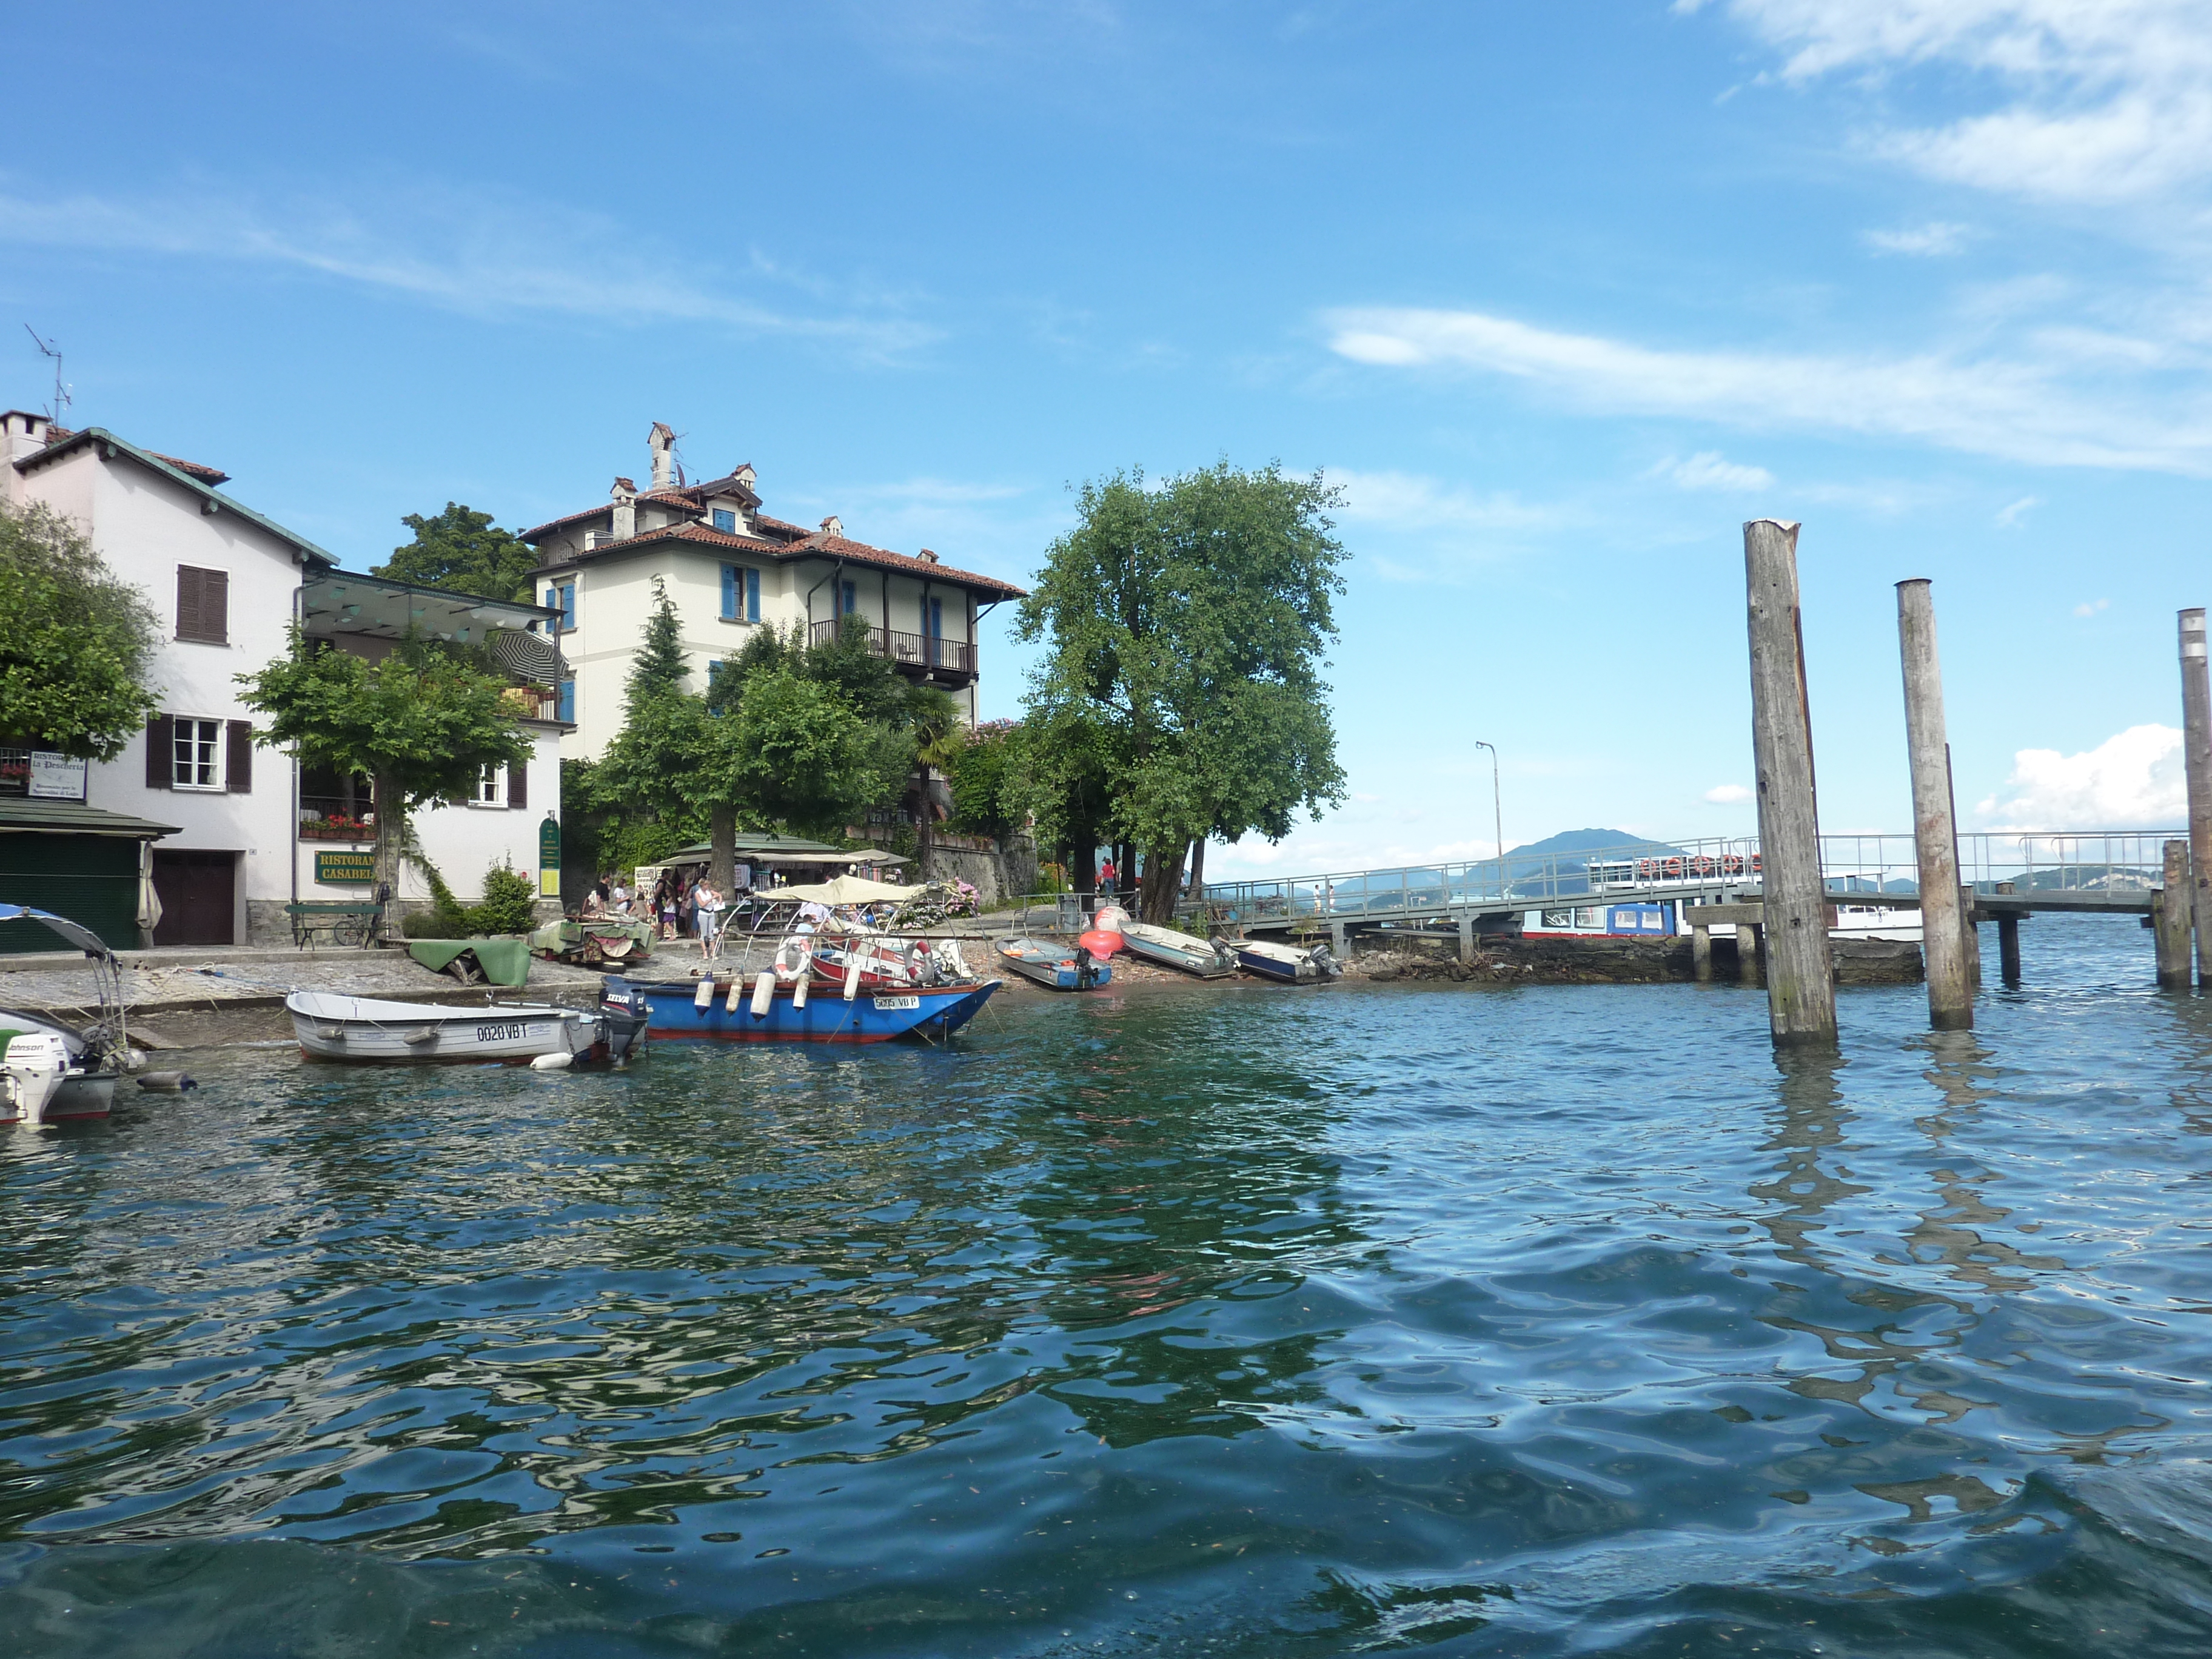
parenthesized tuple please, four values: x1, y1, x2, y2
(905, 686, 965, 879)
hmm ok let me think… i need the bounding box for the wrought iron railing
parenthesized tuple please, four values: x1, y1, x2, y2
(807, 620, 976, 675)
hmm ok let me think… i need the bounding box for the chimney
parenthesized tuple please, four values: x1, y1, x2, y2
(734, 462, 756, 492)
(611, 475, 637, 541)
(648, 421, 675, 489)
(820, 515, 843, 538)
(917, 548, 940, 565)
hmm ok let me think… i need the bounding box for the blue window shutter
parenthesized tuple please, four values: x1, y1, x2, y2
(722, 565, 737, 620)
(746, 567, 760, 622)
(712, 508, 736, 534)
(559, 585, 575, 631)
(557, 680, 574, 722)
(841, 580, 856, 614)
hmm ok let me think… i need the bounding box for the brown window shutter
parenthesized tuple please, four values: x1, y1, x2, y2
(508, 757, 527, 809)
(226, 720, 253, 793)
(175, 568, 200, 641)
(205, 569, 229, 644)
(146, 714, 174, 788)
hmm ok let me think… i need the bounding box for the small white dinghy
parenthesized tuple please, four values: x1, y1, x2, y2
(286, 990, 606, 1066)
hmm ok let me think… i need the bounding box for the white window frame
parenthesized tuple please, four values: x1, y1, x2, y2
(471, 763, 507, 809)
(172, 716, 226, 792)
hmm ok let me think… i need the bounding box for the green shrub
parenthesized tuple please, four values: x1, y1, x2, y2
(399, 909, 447, 939)
(417, 860, 472, 936)
(468, 862, 540, 935)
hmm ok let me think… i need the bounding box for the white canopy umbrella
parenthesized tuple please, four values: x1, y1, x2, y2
(771, 874, 914, 905)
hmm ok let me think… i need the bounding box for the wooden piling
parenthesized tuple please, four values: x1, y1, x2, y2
(1895, 580, 1973, 1029)
(1991, 880, 2022, 988)
(2183, 609, 2212, 985)
(2158, 838, 2194, 989)
(1744, 520, 1837, 1047)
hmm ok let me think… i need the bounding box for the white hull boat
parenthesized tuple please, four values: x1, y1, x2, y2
(1119, 920, 1240, 979)
(0, 902, 136, 1123)
(287, 990, 609, 1065)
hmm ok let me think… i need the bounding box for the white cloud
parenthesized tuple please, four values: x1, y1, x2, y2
(1687, 1, 2212, 204)
(0, 183, 936, 358)
(2074, 597, 2111, 617)
(1864, 221, 1971, 256)
(1658, 451, 1776, 492)
(1327, 468, 1563, 532)
(1975, 723, 2185, 828)
(1705, 783, 1755, 803)
(1324, 304, 2212, 475)
(1995, 494, 2040, 526)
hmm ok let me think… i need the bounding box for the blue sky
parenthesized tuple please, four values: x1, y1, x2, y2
(7, 1, 2208, 876)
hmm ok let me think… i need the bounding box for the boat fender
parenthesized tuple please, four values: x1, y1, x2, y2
(530, 1051, 573, 1071)
(793, 970, 811, 1010)
(136, 1071, 198, 1091)
(844, 944, 865, 1000)
(751, 970, 776, 1019)
(693, 979, 714, 1010)
(124, 1047, 148, 1072)
(401, 1027, 440, 1047)
(725, 977, 743, 1014)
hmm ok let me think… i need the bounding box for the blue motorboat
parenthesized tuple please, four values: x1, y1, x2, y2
(1233, 939, 1341, 985)
(996, 936, 1113, 992)
(615, 973, 1000, 1044)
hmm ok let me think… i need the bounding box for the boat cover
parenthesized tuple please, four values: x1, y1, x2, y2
(0, 903, 117, 961)
(406, 939, 532, 986)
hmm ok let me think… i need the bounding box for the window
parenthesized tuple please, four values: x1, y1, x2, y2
(712, 508, 737, 534)
(545, 583, 575, 632)
(176, 566, 229, 645)
(722, 565, 762, 623)
(556, 679, 575, 723)
(172, 718, 224, 790)
(474, 764, 506, 808)
(925, 595, 944, 665)
(840, 580, 857, 615)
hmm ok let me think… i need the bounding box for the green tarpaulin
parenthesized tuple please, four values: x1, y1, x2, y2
(407, 938, 532, 987)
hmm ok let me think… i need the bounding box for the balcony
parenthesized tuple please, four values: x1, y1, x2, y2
(808, 621, 976, 681)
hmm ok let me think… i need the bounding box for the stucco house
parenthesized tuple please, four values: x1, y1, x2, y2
(522, 424, 1027, 761)
(2, 411, 569, 947)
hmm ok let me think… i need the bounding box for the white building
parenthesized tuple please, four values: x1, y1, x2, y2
(2, 412, 569, 946)
(523, 424, 1026, 760)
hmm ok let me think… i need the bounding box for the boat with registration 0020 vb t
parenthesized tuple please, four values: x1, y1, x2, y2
(0, 902, 136, 1124)
(1234, 937, 1342, 985)
(286, 987, 648, 1069)
(616, 965, 999, 1044)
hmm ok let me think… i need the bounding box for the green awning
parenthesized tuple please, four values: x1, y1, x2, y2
(0, 800, 179, 839)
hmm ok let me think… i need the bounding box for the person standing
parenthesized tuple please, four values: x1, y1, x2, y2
(695, 879, 723, 955)
(1098, 857, 1117, 899)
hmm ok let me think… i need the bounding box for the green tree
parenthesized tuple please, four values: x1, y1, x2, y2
(238, 631, 532, 902)
(697, 669, 908, 862)
(1015, 462, 1348, 922)
(906, 685, 966, 876)
(0, 500, 160, 759)
(585, 578, 710, 882)
(375, 503, 540, 602)
(946, 719, 1027, 842)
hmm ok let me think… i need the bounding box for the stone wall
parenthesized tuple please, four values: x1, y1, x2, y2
(1353, 931, 1923, 987)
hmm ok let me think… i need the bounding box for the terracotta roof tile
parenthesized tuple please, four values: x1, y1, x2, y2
(541, 518, 1024, 597)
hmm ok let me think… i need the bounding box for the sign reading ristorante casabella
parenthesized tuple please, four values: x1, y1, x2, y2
(315, 850, 378, 885)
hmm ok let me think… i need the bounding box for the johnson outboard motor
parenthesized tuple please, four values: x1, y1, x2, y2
(599, 979, 650, 1066)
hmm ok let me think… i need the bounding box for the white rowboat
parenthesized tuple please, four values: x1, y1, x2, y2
(287, 991, 606, 1065)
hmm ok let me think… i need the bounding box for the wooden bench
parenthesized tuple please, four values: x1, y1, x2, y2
(284, 901, 381, 949)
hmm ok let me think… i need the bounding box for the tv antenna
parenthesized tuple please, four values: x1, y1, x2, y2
(23, 326, 71, 426)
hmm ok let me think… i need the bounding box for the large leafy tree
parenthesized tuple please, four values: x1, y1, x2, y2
(0, 501, 160, 759)
(374, 503, 540, 602)
(238, 632, 532, 900)
(1015, 462, 1347, 922)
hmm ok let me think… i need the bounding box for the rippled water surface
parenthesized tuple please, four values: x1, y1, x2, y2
(10, 919, 2212, 1655)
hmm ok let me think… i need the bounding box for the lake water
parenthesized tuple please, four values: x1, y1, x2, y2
(8, 917, 2212, 1656)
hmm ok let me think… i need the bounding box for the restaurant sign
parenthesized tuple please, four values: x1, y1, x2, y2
(0, 747, 90, 802)
(315, 850, 378, 886)
(538, 814, 561, 897)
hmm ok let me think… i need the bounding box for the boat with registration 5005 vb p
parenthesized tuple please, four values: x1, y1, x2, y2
(614, 969, 1000, 1044)
(286, 987, 647, 1068)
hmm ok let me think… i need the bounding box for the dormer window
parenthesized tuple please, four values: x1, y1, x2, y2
(712, 508, 737, 534)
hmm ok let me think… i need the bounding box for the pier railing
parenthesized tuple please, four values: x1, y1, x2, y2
(1184, 830, 2182, 928)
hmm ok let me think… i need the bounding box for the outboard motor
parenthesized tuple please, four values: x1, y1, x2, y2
(598, 979, 650, 1065)
(3, 1032, 72, 1125)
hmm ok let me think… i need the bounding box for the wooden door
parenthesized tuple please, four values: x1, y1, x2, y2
(152, 850, 236, 946)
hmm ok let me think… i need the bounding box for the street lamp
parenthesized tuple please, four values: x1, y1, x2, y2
(1475, 740, 1504, 897)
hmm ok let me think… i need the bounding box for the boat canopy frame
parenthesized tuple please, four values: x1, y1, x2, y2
(0, 903, 129, 1066)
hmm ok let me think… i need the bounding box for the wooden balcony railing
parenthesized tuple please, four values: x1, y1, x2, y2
(808, 621, 976, 677)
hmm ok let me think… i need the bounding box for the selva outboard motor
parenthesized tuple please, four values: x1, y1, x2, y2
(598, 981, 650, 1066)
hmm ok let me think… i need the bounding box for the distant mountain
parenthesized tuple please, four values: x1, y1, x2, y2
(1504, 828, 1686, 861)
